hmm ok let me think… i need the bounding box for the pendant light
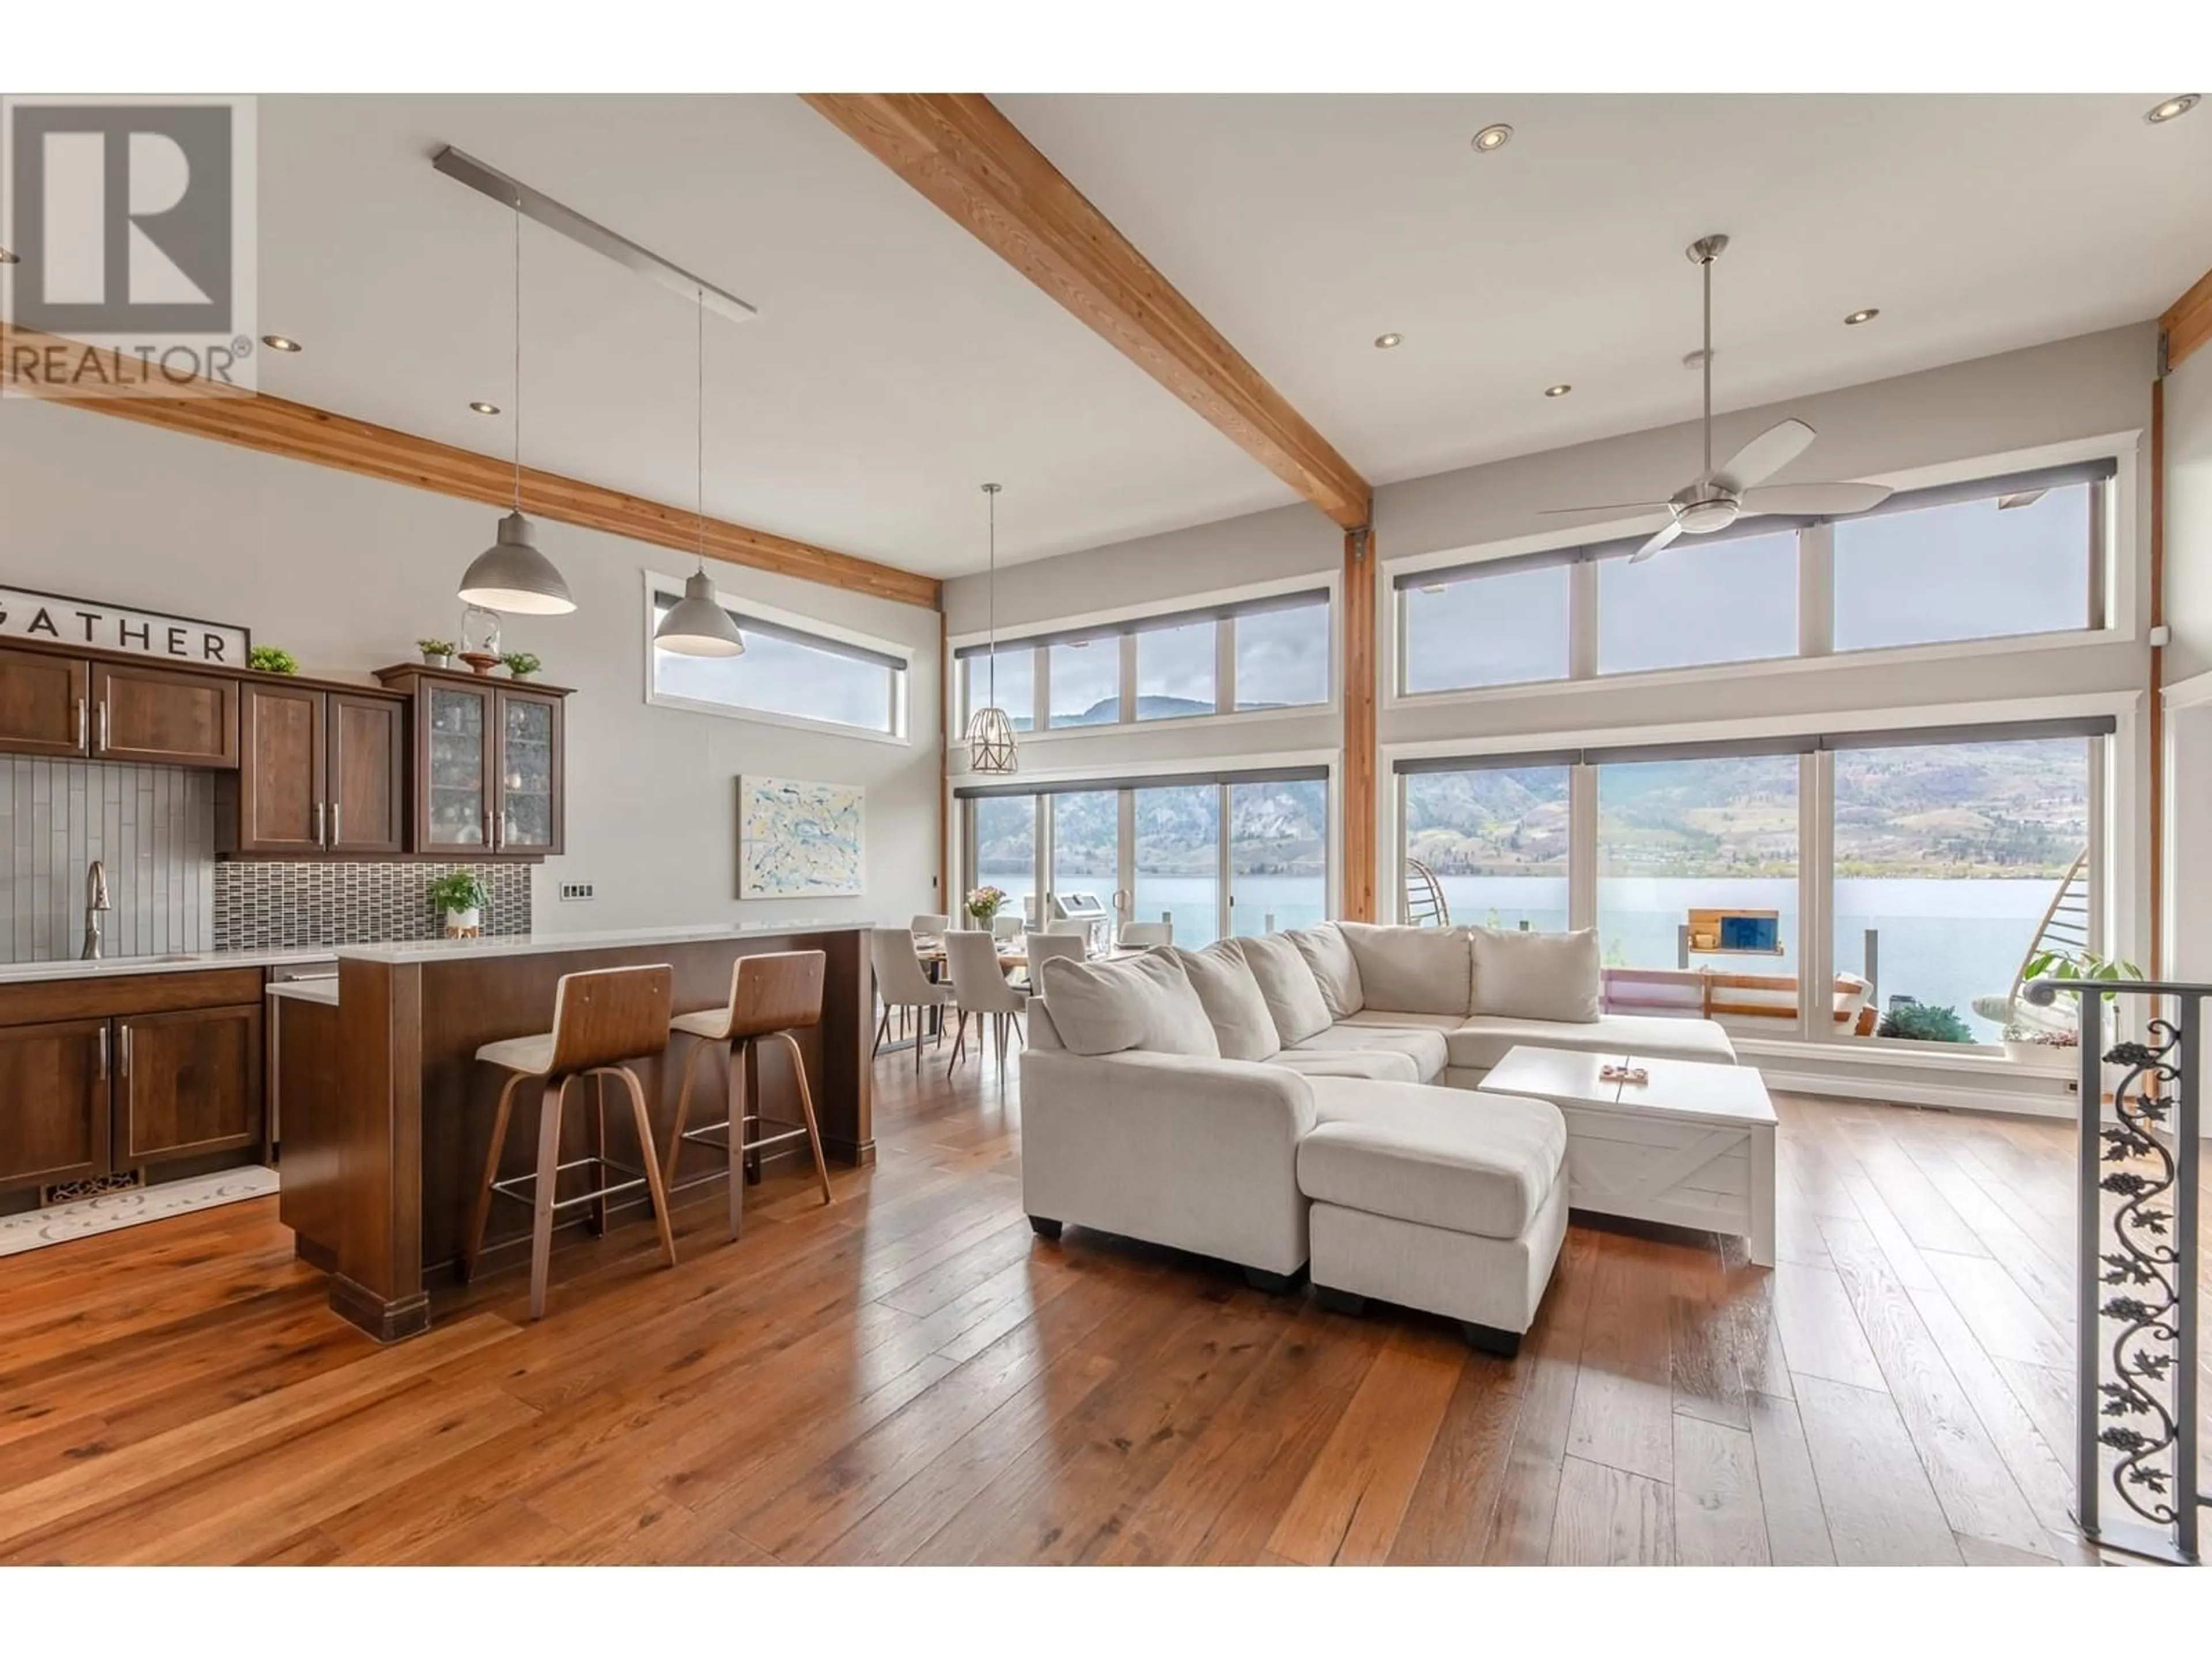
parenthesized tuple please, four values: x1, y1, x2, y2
(653, 287, 746, 657)
(459, 203, 575, 615)
(964, 482, 1018, 775)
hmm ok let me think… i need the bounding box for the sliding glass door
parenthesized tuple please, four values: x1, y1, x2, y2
(1399, 763, 1570, 931)
(1047, 791, 1119, 926)
(1133, 785, 1222, 946)
(1230, 778, 1328, 935)
(971, 796, 1038, 925)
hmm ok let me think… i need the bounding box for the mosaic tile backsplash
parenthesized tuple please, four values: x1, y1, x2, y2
(213, 861, 532, 951)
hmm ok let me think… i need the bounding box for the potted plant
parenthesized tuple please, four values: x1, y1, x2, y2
(1876, 1001, 1975, 1044)
(501, 651, 542, 681)
(247, 645, 299, 676)
(429, 869, 491, 938)
(417, 637, 456, 669)
(964, 885, 1007, 930)
(2002, 1022, 2079, 1069)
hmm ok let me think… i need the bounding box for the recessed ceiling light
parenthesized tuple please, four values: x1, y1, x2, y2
(2146, 93, 2199, 124)
(468, 400, 501, 415)
(1471, 123, 1514, 154)
(0, 246, 19, 265)
(1843, 308, 1880, 326)
(1374, 332, 1404, 350)
(260, 334, 301, 353)
(1544, 383, 1572, 398)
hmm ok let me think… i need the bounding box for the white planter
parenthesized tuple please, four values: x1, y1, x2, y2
(444, 906, 483, 939)
(2003, 1039, 2073, 1070)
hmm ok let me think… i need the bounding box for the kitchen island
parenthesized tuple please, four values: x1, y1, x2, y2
(278, 922, 874, 1340)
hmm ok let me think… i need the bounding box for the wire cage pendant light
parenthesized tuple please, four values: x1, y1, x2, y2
(653, 287, 747, 657)
(964, 482, 1018, 775)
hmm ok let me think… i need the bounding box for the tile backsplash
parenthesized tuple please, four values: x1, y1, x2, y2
(214, 860, 531, 950)
(1, 759, 215, 962)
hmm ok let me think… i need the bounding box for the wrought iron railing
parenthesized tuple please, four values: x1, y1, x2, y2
(2023, 976, 2204, 1564)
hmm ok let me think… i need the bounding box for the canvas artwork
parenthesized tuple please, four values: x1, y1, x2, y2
(737, 776, 866, 898)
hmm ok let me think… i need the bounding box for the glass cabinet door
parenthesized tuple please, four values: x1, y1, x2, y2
(497, 692, 559, 854)
(425, 683, 491, 850)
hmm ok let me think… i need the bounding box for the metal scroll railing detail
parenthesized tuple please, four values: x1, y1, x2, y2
(2028, 978, 2203, 1565)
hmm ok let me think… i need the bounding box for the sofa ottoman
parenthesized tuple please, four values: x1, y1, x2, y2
(1296, 1080, 1569, 1355)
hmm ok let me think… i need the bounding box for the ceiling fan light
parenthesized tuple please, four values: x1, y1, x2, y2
(1677, 499, 1740, 535)
(654, 568, 746, 657)
(459, 511, 576, 615)
(965, 706, 1019, 775)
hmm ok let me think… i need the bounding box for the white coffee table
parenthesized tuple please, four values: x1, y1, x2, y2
(1477, 1046, 1776, 1267)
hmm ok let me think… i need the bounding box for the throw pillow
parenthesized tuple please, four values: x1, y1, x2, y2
(1175, 941, 1282, 1061)
(1288, 923, 1365, 1018)
(1338, 922, 1475, 1016)
(1038, 951, 1221, 1058)
(1234, 933, 1334, 1047)
(1468, 925, 1603, 1022)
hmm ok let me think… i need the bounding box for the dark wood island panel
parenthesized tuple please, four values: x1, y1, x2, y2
(282, 925, 874, 1340)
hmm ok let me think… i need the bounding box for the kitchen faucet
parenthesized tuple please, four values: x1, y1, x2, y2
(82, 859, 111, 960)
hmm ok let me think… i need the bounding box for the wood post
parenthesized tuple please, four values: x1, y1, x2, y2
(1342, 525, 1377, 922)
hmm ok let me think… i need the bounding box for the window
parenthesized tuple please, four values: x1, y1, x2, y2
(649, 584, 907, 737)
(1233, 600, 1330, 711)
(1230, 778, 1329, 935)
(1402, 563, 1569, 693)
(1048, 791, 1118, 921)
(963, 646, 1035, 733)
(1048, 640, 1119, 728)
(1597, 531, 1797, 674)
(1134, 785, 1221, 946)
(971, 796, 1037, 926)
(1135, 620, 1216, 721)
(1833, 482, 2097, 652)
(1400, 764, 1569, 931)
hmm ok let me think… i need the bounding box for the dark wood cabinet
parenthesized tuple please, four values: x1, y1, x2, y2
(114, 1003, 263, 1168)
(0, 1018, 109, 1190)
(92, 661, 240, 768)
(0, 647, 90, 757)
(223, 684, 404, 856)
(328, 694, 406, 853)
(380, 666, 570, 859)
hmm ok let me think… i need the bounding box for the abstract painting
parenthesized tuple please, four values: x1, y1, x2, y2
(737, 776, 866, 898)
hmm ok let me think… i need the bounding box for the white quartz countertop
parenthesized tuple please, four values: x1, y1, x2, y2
(267, 978, 340, 1006)
(334, 921, 874, 967)
(0, 946, 340, 986)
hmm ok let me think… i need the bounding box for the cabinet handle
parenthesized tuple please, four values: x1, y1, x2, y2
(314, 801, 326, 846)
(119, 1025, 131, 1076)
(97, 1026, 109, 1081)
(502, 810, 514, 849)
(97, 700, 109, 752)
(75, 698, 87, 751)
(482, 808, 494, 849)
(330, 803, 341, 846)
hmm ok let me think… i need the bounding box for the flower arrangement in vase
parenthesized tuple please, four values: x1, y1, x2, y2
(964, 885, 1007, 929)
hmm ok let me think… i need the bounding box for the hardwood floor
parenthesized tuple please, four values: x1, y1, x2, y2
(0, 1050, 2178, 1565)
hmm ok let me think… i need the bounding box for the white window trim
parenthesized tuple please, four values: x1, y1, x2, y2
(641, 569, 915, 747)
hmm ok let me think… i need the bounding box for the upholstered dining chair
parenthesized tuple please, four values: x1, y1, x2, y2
(870, 926, 950, 1072)
(943, 929, 1025, 1075)
(908, 912, 950, 942)
(1118, 920, 1173, 948)
(991, 914, 1024, 945)
(1020, 930, 1086, 994)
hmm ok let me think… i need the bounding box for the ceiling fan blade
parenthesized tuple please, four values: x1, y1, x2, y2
(1738, 481, 1894, 517)
(1712, 419, 1816, 492)
(1538, 502, 1672, 516)
(1628, 521, 1683, 564)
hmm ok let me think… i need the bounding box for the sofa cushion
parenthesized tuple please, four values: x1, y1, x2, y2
(1338, 922, 1474, 1017)
(1038, 951, 1219, 1059)
(1236, 933, 1334, 1047)
(1290, 1021, 1449, 1084)
(1289, 923, 1364, 1019)
(1263, 1049, 1421, 1084)
(1175, 941, 1281, 1062)
(1298, 1078, 1565, 1240)
(1445, 1012, 1738, 1073)
(1468, 926, 1602, 1023)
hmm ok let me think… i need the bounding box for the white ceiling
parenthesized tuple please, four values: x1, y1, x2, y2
(252, 95, 2212, 582)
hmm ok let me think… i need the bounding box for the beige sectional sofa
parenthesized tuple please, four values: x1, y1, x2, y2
(1022, 921, 1736, 1351)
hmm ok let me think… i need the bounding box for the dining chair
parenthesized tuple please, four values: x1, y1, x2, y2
(909, 912, 950, 941)
(991, 914, 1024, 945)
(1024, 931, 1086, 993)
(870, 926, 950, 1072)
(1119, 920, 1173, 948)
(943, 929, 1025, 1075)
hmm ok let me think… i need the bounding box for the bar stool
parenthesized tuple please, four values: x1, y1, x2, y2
(664, 949, 832, 1240)
(462, 964, 680, 1320)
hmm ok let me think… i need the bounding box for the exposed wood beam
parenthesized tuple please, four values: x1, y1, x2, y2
(804, 94, 1373, 532)
(0, 323, 941, 611)
(1340, 525, 1378, 922)
(2164, 264, 2212, 373)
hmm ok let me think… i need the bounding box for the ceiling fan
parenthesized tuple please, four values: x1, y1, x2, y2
(1546, 233, 1892, 562)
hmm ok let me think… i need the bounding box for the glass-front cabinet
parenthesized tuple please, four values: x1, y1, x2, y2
(378, 665, 569, 858)
(425, 681, 491, 850)
(495, 690, 561, 854)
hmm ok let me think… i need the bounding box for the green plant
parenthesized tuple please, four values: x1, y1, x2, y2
(247, 645, 298, 675)
(2003, 1022, 2078, 1050)
(1878, 1002, 1975, 1043)
(416, 637, 455, 656)
(428, 870, 491, 914)
(500, 651, 541, 678)
(2024, 948, 2143, 1006)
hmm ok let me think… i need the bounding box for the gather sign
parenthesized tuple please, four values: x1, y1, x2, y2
(0, 586, 251, 665)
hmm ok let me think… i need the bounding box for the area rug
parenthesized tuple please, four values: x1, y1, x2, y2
(0, 1166, 279, 1257)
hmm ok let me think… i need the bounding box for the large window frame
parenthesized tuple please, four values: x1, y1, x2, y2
(1389, 712, 2120, 1054)
(643, 571, 913, 743)
(953, 579, 1337, 748)
(1388, 456, 2122, 703)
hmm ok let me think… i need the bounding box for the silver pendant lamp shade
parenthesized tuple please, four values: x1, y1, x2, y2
(653, 287, 746, 657)
(459, 204, 575, 616)
(964, 482, 1018, 775)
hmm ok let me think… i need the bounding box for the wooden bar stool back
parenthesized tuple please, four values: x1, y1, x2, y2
(462, 963, 680, 1319)
(664, 948, 832, 1238)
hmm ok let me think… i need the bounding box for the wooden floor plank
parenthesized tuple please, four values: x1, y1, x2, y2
(1744, 1390, 1834, 1566)
(1771, 1260, 1887, 1391)
(1672, 1415, 1768, 1566)
(1547, 1456, 1675, 1566)
(1792, 1374, 1963, 1565)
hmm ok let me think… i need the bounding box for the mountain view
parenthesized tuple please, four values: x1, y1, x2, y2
(976, 779, 1328, 877)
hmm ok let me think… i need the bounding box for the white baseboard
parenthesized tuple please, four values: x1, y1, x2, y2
(1755, 1067, 2078, 1118)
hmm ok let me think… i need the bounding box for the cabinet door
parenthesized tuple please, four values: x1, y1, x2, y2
(416, 680, 494, 854)
(328, 694, 405, 853)
(234, 682, 325, 853)
(114, 1003, 262, 1168)
(0, 1018, 109, 1192)
(0, 647, 90, 757)
(92, 662, 241, 768)
(494, 689, 563, 855)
